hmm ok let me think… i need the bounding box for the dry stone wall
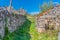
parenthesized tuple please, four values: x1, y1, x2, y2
(0, 9, 26, 38)
(36, 5, 60, 32)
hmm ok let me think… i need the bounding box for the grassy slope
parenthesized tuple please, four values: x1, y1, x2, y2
(4, 15, 58, 40)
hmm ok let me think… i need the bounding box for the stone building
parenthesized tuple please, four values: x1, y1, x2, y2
(36, 5, 60, 32)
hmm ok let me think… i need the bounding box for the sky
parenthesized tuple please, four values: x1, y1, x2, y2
(0, 0, 60, 15)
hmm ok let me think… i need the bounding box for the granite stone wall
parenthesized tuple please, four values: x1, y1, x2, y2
(36, 5, 60, 32)
(0, 9, 26, 38)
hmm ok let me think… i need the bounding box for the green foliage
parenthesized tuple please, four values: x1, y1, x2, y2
(12, 13, 15, 17)
(4, 26, 10, 36)
(48, 1, 54, 9)
(3, 16, 10, 40)
(3, 19, 31, 40)
(4, 16, 10, 36)
(40, 1, 53, 12)
(0, 35, 2, 39)
(38, 31, 58, 40)
(40, 2, 48, 12)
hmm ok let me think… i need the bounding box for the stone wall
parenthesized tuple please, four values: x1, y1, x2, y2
(36, 5, 60, 32)
(0, 9, 26, 38)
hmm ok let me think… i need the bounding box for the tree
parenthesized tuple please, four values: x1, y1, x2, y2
(48, 1, 53, 9)
(40, 2, 48, 12)
(40, 1, 54, 12)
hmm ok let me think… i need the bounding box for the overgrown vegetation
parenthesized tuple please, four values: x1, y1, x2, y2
(3, 18, 31, 40)
(2, 15, 58, 40)
(40, 1, 53, 12)
(3, 16, 10, 40)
